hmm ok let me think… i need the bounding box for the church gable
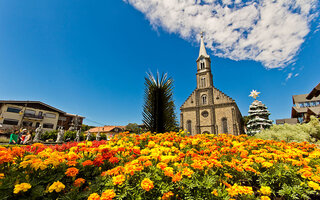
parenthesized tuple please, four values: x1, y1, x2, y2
(213, 87, 234, 104)
(180, 89, 196, 109)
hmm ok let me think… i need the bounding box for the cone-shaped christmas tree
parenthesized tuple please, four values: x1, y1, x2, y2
(246, 90, 272, 136)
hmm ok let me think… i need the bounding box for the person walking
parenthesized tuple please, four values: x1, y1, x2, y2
(23, 131, 32, 145)
(18, 129, 27, 144)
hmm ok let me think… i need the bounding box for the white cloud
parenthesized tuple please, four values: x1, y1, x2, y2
(124, 0, 319, 68)
(294, 73, 299, 77)
(286, 73, 293, 81)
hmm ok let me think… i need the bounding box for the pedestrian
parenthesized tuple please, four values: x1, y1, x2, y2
(18, 129, 27, 144)
(9, 130, 19, 144)
(23, 131, 32, 145)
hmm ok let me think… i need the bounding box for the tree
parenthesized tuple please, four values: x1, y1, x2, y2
(125, 123, 142, 134)
(142, 72, 178, 133)
(247, 100, 273, 136)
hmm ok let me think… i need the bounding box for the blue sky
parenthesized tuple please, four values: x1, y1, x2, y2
(0, 0, 319, 126)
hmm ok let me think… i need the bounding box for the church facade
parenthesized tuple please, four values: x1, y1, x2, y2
(180, 35, 244, 135)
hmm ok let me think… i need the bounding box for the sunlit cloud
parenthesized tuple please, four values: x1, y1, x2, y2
(124, 0, 319, 68)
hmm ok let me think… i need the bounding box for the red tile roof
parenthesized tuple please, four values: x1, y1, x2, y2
(88, 126, 126, 133)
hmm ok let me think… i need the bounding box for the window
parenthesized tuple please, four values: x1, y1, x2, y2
(44, 113, 56, 119)
(299, 103, 304, 108)
(25, 109, 36, 115)
(200, 62, 205, 69)
(200, 77, 206, 87)
(311, 101, 317, 106)
(316, 101, 320, 106)
(202, 95, 207, 105)
(22, 121, 33, 127)
(7, 107, 21, 113)
(222, 118, 228, 133)
(305, 102, 310, 107)
(201, 111, 209, 117)
(3, 118, 19, 125)
(187, 120, 192, 135)
(43, 123, 54, 129)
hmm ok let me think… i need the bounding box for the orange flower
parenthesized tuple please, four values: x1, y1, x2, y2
(224, 173, 233, 179)
(144, 160, 152, 167)
(112, 175, 126, 185)
(172, 172, 182, 183)
(162, 191, 174, 200)
(65, 167, 79, 177)
(141, 178, 154, 191)
(163, 167, 174, 177)
(74, 178, 85, 187)
(101, 189, 116, 200)
(82, 160, 94, 166)
(211, 189, 218, 196)
(182, 167, 194, 178)
(88, 193, 100, 200)
(261, 196, 271, 200)
(67, 160, 78, 167)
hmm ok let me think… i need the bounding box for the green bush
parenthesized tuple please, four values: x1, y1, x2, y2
(64, 131, 86, 141)
(41, 130, 58, 141)
(254, 116, 320, 143)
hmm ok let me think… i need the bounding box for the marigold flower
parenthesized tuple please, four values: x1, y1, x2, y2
(211, 189, 218, 196)
(48, 181, 65, 193)
(261, 196, 271, 200)
(112, 175, 126, 185)
(163, 167, 174, 177)
(162, 191, 174, 200)
(182, 167, 194, 178)
(262, 162, 273, 168)
(308, 181, 320, 190)
(224, 173, 233, 179)
(82, 160, 94, 166)
(13, 183, 31, 194)
(88, 193, 100, 200)
(0, 173, 4, 179)
(101, 189, 116, 200)
(144, 160, 152, 167)
(65, 167, 79, 177)
(259, 186, 272, 196)
(74, 178, 85, 187)
(226, 184, 253, 197)
(172, 172, 182, 183)
(141, 178, 154, 191)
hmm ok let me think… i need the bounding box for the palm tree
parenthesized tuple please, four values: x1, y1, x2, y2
(142, 72, 178, 133)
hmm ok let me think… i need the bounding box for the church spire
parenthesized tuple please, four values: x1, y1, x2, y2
(198, 32, 210, 60)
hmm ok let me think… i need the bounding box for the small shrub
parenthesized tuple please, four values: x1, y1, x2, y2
(0, 136, 9, 143)
(41, 130, 58, 141)
(255, 116, 320, 143)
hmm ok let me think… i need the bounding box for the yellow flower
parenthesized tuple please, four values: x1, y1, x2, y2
(262, 162, 273, 168)
(308, 181, 320, 190)
(259, 186, 272, 196)
(0, 173, 4, 179)
(13, 183, 31, 194)
(141, 178, 154, 191)
(48, 181, 65, 193)
(211, 189, 218, 196)
(261, 196, 271, 200)
(88, 193, 100, 200)
(101, 189, 116, 200)
(112, 175, 126, 185)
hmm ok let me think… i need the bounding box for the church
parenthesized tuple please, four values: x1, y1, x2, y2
(180, 34, 244, 135)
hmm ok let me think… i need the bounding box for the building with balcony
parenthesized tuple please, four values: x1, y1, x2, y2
(0, 100, 85, 131)
(276, 83, 320, 125)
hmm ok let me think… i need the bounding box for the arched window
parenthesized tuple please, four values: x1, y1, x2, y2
(222, 118, 228, 133)
(202, 95, 207, 105)
(202, 131, 210, 134)
(201, 77, 206, 87)
(200, 62, 205, 70)
(186, 120, 192, 135)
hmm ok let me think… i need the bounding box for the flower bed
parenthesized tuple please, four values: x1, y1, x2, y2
(1, 132, 320, 199)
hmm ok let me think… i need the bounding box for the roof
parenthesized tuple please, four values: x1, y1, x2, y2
(291, 107, 308, 118)
(197, 33, 210, 61)
(307, 107, 320, 115)
(276, 118, 298, 125)
(307, 83, 320, 100)
(0, 100, 65, 114)
(292, 94, 320, 104)
(65, 113, 85, 118)
(88, 125, 126, 133)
